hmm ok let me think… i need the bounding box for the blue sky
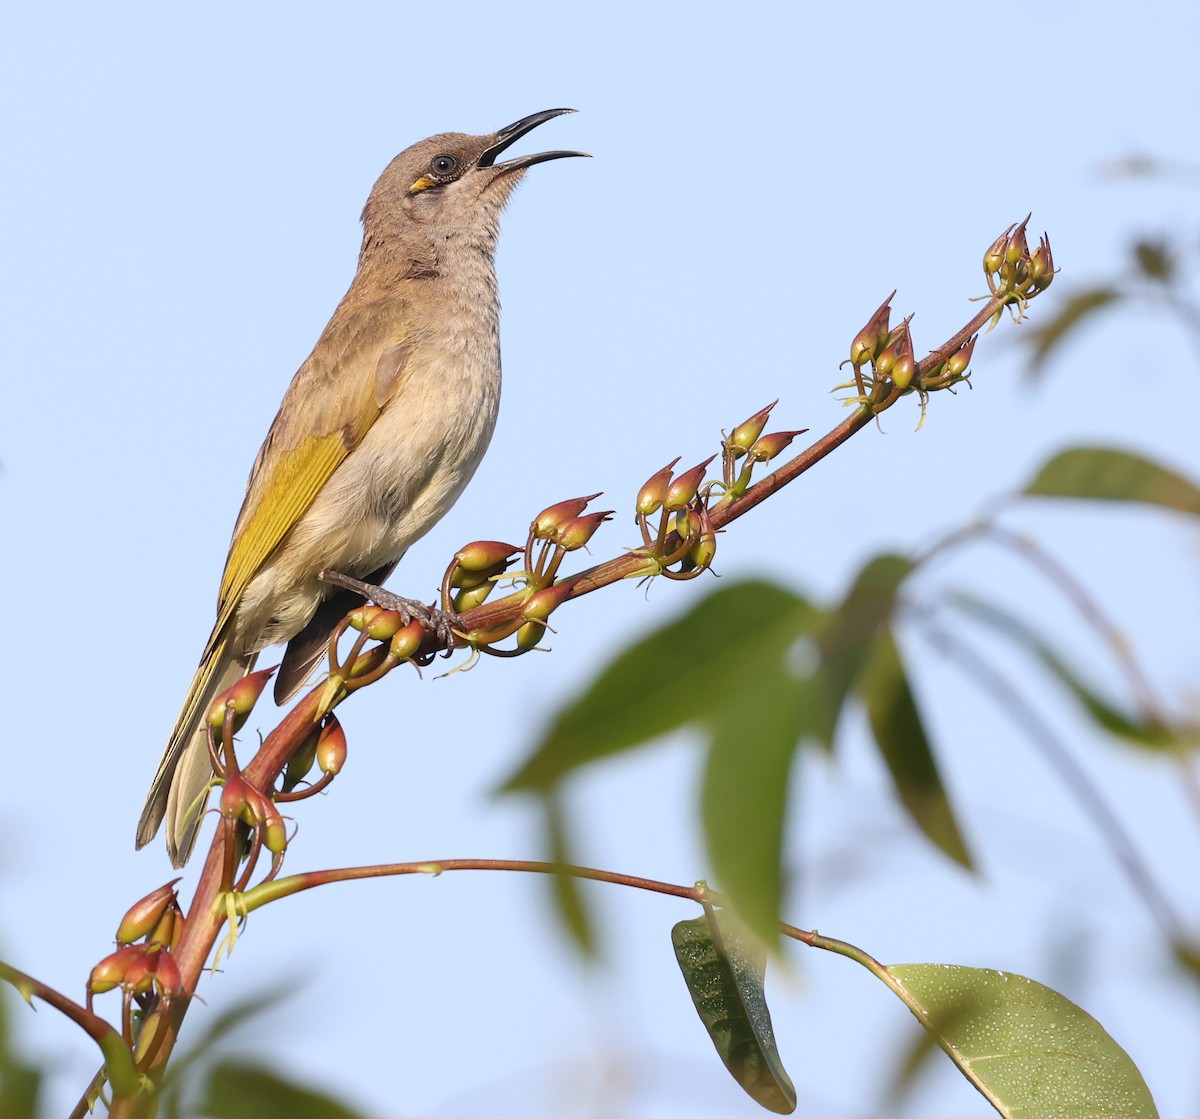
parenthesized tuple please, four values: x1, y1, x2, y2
(3, 3, 1199, 1116)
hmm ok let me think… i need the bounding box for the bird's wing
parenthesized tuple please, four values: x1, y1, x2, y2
(208, 298, 414, 651)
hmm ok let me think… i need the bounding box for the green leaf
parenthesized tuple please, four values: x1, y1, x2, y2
(543, 792, 598, 954)
(1021, 287, 1123, 379)
(886, 964, 1158, 1118)
(701, 659, 811, 943)
(672, 910, 796, 1114)
(859, 628, 972, 867)
(947, 592, 1192, 754)
(200, 1060, 373, 1119)
(0, 989, 40, 1119)
(500, 580, 814, 792)
(1132, 239, 1173, 282)
(811, 553, 913, 751)
(1024, 446, 1200, 518)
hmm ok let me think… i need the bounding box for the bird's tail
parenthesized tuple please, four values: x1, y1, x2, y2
(137, 635, 252, 867)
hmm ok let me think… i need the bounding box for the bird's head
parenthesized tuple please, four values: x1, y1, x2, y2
(360, 108, 587, 264)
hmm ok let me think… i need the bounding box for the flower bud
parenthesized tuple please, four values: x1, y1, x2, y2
(749, 429, 806, 463)
(531, 494, 602, 540)
(206, 667, 277, 737)
(388, 618, 428, 660)
(348, 606, 404, 640)
(1029, 233, 1055, 292)
(728, 402, 777, 453)
(1005, 215, 1030, 265)
(283, 728, 321, 792)
(636, 459, 680, 516)
(664, 456, 715, 510)
(523, 582, 573, 622)
(453, 583, 496, 612)
(220, 773, 251, 820)
(946, 334, 978, 377)
(983, 224, 1014, 275)
(240, 785, 287, 854)
(260, 802, 288, 855)
(849, 292, 894, 366)
(558, 510, 613, 551)
(889, 323, 917, 390)
(454, 540, 522, 573)
(515, 619, 547, 651)
(689, 512, 717, 570)
(89, 946, 145, 994)
(116, 880, 181, 946)
(124, 946, 183, 998)
(316, 717, 348, 776)
(347, 644, 390, 679)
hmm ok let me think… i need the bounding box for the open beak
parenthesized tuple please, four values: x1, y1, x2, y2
(479, 108, 589, 171)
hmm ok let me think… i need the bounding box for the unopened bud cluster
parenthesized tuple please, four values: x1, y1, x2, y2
(88, 880, 185, 1009)
(844, 293, 976, 417)
(983, 215, 1055, 310)
(714, 402, 807, 507)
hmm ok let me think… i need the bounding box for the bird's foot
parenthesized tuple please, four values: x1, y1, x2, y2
(320, 570, 460, 649)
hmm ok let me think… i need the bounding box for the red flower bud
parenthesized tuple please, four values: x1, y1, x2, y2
(664, 456, 716, 510)
(749, 429, 807, 463)
(983, 224, 1014, 275)
(316, 717, 348, 776)
(206, 667, 277, 736)
(636, 459, 680, 516)
(849, 292, 895, 366)
(388, 618, 428, 660)
(124, 946, 183, 998)
(454, 540, 522, 573)
(349, 606, 404, 640)
(728, 402, 777, 453)
(946, 334, 978, 377)
(220, 773, 252, 820)
(116, 880, 181, 946)
(531, 494, 602, 540)
(558, 510, 613, 551)
(1005, 215, 1030, 265)
(89, 945, 145, 994)
(523, 582, 573, 622)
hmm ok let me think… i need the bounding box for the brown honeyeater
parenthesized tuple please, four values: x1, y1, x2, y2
(137, 109, 585, 866)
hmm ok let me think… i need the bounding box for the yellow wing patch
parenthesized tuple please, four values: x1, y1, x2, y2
(204, 295, 414, 653)
(215, 428, 350, 628)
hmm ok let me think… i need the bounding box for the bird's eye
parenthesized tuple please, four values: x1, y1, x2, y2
(430, 154, 458, 178)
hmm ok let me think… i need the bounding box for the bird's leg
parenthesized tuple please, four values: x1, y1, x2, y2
(319, 570, 461, 649)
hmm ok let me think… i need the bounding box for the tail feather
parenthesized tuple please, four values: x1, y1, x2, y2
(137, 637, 251, 867)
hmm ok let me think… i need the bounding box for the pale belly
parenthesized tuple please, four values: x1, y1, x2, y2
(233, 349, 501, 653)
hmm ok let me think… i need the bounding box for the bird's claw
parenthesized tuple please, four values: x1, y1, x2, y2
(319, 570, 461, 650)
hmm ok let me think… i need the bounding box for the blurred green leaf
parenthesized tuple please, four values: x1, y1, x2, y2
(701, 657, 812, 943)
(500, 580, 813, 792)
(1024, 446, 1200, 518)
(811, 554, 913, 750)
(0, 990, 40, 1119)
(543, 792, 598, 954)
(859, 629, 972, 867)
(200, 1060, 373, 1119)
(1132, 238, 1173, 282)
(672, 910, 796, 1114)
(1022, 287, 1123, 378)
(886, 964, 1158, 1117)
(948, 592, 1193, 754)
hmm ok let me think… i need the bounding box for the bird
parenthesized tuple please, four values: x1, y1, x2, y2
(137, 108, 586, 867)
